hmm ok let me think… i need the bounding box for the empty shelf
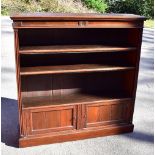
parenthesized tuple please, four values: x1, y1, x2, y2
(19, 45, 136, 54)
(20, 64, 135, 75)
(22, 92, 132, 109)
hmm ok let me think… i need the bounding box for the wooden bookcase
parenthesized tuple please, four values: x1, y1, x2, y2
(11, 13, 146, 147)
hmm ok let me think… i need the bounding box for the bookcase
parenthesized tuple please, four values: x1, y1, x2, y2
(11, 13, 145, 147)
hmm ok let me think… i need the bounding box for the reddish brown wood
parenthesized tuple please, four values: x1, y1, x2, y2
(21, 92, 132, 109)
(19, 45, 136, 54)
(10, 13, 146, 28)
(11, 13, 145, 147)
(12, 21, 144, 28)
(22, 105, 77, 135)
(14, 29, 24, 136)
(19, 124, 134, 147)
(83, 100, 132, 128)
(10, 13, 146, 21)
(20, 64, 135, 75)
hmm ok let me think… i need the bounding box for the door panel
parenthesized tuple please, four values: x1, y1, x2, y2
(111, 104, 125, 120)
(32, 109, 73, 130)
(22, 105, 77, 136)
(87, 105, 110, 123)
(83, 99, 133, 128)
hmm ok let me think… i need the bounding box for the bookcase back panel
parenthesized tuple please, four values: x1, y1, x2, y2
(21, 71, 134, 99)
(18, 28, 135, 46)
(20, 52, 136, 67)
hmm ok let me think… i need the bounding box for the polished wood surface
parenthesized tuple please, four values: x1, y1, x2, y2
(11, 13, 146, 21)
(20, 64, 135, 75)
(13, 20, 144, 28)
(22, 92, 132, 109)
(11, 13, 145, 147)
(84, 100, 132, 128)
(19, 45, 136, 54)
(22, 105, 77, 136)
(19, 124, 134, 147)
(11, 13, 146, 29)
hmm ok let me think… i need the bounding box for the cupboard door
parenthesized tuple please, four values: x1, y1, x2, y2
(82, 100, 133, 128)
(22, 105, 77, 136)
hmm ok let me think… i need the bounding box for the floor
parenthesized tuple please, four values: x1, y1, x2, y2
(1, 16, 154, 155)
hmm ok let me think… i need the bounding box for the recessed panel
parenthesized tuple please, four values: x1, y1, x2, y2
(32, 109, 73, 131)
(87, 105, 110, 123)
(86, 101, 131, 128)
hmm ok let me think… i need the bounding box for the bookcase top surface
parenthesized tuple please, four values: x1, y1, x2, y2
(10, 13, 146, 21)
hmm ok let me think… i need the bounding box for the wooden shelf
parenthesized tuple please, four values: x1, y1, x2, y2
(19, 45, 136, 54)
(22, 92, 132, 109)
(20, 64, 135, 75)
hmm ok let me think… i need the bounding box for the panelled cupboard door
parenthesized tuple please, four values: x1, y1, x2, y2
(22, 105, 77, 136)
(82, 100, 133, 128)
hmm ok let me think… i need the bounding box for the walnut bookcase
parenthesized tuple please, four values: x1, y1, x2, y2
(11, 13, 145, 147)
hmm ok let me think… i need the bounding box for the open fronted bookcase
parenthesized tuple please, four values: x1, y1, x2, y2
(11, 13, 145, 147)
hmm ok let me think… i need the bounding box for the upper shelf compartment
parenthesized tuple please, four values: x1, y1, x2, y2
(18, 28, 140, 48)
(19, 45, 136, 54)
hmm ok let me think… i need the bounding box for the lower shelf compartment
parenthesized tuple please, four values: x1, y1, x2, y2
(19, 123, 134, 147)
(22, 92, 132, 109)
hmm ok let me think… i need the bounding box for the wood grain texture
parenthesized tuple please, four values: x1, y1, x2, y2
(11, 13, 145, 147)
(20, 64, 135, 75)
(19, 45, 136, 54)
(21, 71, 134, 104)
(12, 21, 144, 28)
(84, 100, 132, 128)
(14, 29, 24, 136)
(22, 93, 132, 109)
(10, 13, 146, 21)
(11, 13, 145, 28)
(19, 124, 134, 147)
(22, 105, 77, 135)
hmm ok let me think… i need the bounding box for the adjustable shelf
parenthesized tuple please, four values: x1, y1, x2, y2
(11, 13, 145, 147)
(20, 64, 135, 75)
(19, 45, 136, 54)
